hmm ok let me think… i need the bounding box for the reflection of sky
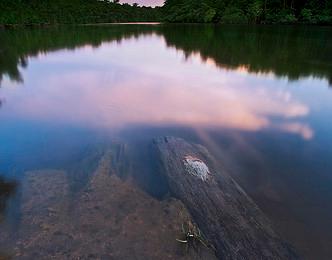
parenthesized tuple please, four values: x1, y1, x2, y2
(120, 0, 164, 7)
(0, 34, 331, 141)
(1, 31, 332, 259)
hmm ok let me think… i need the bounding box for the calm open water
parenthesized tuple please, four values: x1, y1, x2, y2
(0, 24, 332, 259)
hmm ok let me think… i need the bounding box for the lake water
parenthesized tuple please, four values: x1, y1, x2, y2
(0, 24, 332, 259)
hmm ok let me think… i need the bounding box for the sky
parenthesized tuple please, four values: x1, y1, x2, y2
(120, 0, 164, 7)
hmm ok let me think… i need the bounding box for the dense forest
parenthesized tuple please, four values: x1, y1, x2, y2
(0, 0, 332, 26)
(163, 0, 332, 24)
(0, 0, 161, 25)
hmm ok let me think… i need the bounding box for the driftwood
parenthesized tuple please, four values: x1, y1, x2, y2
(154, 136, 299, 260)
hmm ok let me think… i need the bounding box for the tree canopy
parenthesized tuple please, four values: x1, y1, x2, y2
(0, 0, 331, 26)
(0, 0, 162, 26)
(163, 0, 332, 24)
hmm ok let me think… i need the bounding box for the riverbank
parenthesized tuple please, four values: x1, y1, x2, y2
(1, 21, 331, 29)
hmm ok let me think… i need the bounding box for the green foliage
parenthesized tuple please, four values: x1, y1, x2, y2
(299, 7, 332, 25)
(279, 11, 298, 24)
(315, 10, 332, 24)
(301, 8, 315, 23)
(163, 0, 332, 24)
(0, 0, 331, 25)
(248, 0, 263, 23)
(0, 0, 162, 26)
(221, 7, 248, 24)
(204, 8, 217, 23)
(163, 0, 217, 23)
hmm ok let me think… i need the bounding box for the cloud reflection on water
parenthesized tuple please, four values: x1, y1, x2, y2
(0, 35, 313, 139)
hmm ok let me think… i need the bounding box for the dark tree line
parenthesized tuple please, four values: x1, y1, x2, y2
(0, 0, 331, 26)
(0, 0, 162, 26)
(163, 0, 332, 24)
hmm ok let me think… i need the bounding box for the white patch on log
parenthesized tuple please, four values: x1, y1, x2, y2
(183, 155, 210, 181)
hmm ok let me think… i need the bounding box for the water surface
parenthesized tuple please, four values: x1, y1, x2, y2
(0, 24, 332, 259)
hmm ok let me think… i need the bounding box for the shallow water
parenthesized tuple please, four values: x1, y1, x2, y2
(0, 24, 332, 259)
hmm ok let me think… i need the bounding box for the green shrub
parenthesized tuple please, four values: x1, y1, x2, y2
(248, 0, 263, 23)
(266, 10, 297, 24)
(280, 13, 297, 24)
(300, 8, 315, 23)
(204, 8, 216, 23)
(316, 10, 332, 24)
(221, 7, 248, 24)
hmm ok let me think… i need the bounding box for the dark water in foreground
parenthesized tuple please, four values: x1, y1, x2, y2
(0, 24, 332, 259)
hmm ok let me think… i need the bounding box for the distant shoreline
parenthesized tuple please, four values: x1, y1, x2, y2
(1, 22, 332, 30)
(1, 0, 331, 27)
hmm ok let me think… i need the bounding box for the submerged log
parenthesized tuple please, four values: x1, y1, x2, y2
(0, 149, 216, 259)
(154, 136, 299, 260)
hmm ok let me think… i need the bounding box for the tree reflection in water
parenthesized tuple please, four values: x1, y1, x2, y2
(0, 24, 331, 87)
